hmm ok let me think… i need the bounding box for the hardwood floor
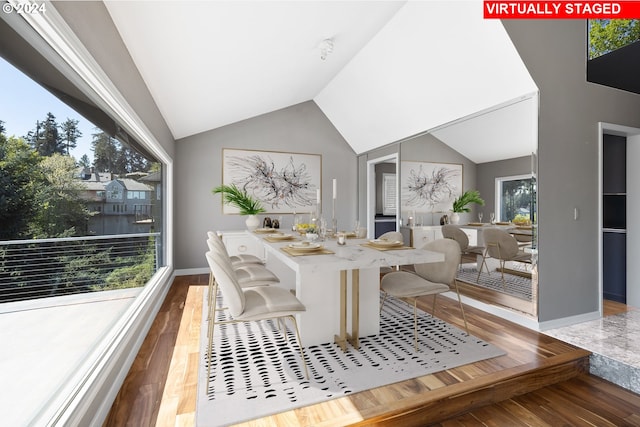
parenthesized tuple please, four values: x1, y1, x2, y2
(104, 275, 640, 426)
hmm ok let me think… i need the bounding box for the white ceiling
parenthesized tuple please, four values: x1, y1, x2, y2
(104, 0, 538, 163)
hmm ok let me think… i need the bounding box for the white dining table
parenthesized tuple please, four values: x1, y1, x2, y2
(249, 233, 444, 349)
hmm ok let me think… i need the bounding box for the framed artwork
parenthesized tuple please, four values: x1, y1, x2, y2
(222, 148, 322, 214)
(401, 161, 463, 212)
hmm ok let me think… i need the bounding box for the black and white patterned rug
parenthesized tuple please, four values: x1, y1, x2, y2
(196, 290, 505, 426)
(457, 265, 533, 301)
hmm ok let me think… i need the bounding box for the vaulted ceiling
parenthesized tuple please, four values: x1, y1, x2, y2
(104, 0, 538, 163)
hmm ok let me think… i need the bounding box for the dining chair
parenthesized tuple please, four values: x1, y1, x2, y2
(476, 228, 532, 288)
(204, 250, 309, 392)
(377, 231, 406, 276)
(207, 231, 264, 266)
(380, 238, 468, 351)
(206, 237, 279, 286)
(441, 224, 486, 269)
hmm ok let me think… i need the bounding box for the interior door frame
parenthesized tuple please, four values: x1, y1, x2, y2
(366, 153, 399, 239)
(598, 122, 640, 312)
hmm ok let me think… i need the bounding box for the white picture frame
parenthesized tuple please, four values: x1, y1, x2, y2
(401, 161, 463, 213)
(222, 148, 322, 214)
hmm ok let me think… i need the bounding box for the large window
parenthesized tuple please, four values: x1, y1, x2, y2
(1, 10, 171, 426)
(495, 174, 535, 224)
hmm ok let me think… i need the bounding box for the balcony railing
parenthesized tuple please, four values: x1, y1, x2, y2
(0, 232, 160, 303)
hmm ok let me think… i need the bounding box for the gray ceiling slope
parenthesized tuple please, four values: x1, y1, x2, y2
(105, 1, 537, 163)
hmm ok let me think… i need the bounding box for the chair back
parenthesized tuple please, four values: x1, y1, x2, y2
(205, 251, 246, 317)
(414, 239, 461, 284)
(441, 224, 470, 251)
(378, 231, 403, 242)
(482, 228, 520, 260)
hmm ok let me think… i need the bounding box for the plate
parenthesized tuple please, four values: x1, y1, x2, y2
(368, 239, 403, 248)
(254, 228, 275, 234)
(268, 233, 292, 240)
(288, 242, 322, 252)
(467, 222, 484, 226)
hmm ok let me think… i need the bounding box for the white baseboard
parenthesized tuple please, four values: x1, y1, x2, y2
(444, 291, 541, 331)
(537, 310, 601, 331)
(174, 267, 209, 276)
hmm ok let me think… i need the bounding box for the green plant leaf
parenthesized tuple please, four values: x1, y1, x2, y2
(212, 184, 265, 215)
(452, 190, 485, 213)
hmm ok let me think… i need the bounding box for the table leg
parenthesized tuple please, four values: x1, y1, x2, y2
(334, 270, 348, 351)
(347, 269, 360, 349)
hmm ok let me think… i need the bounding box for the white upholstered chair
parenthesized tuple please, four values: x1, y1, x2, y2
(207, 231, 264, 266)
(476, 228, 532, 288)
(206, 238, 279, 286)
(205, 251, 309, 390)
(380, 239, 468, 351)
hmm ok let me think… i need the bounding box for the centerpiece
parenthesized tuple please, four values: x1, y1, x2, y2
(212, 184, 265, 231)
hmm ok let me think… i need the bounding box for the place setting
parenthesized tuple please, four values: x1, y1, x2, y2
(361, 238, 411, 251)
(281, 241, 335, 256)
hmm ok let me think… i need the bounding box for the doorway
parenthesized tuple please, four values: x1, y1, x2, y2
(366, 153, 398, 239)
(599, 122, 640, 311)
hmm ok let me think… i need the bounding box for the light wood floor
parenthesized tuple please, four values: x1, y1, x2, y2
(103, 275, 640, 426)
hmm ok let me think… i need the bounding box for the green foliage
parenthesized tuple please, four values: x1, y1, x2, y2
(91, 130, 150, 174)
(101, 250, 155, 290)
(60, 118, 82, 155)
(212, 184, 265, 215)
(29, 154, 90, 238)
(589, 19, 640, 59)
(452, 190, 485, 213)
(0, 135, 41, 239)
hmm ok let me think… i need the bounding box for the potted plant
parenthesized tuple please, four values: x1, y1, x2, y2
(212, 184, 265, 231)
(451, 190, 485, 224)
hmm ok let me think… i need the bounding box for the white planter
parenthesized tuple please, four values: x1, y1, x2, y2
(245, 215, 260, 231)
(450, 212, 460, 224)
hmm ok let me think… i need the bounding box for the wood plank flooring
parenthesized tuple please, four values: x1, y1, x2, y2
(103, 275, 640, 426)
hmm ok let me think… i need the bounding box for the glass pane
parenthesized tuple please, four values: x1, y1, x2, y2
(499, 178, 533, 223)
(588, 19, 640, 60)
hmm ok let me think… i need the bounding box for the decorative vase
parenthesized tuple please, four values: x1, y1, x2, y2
(450, 212, 460, 224)
(305, 233, 318, 242)
(245, 215, 260, 231)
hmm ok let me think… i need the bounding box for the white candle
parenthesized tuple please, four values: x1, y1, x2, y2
(316, 189, 321, 204)
(332, 179, 337, 199)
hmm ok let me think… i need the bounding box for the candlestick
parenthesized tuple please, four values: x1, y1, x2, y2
(332, 179, 337, 199)
(316, 188, 321, 204)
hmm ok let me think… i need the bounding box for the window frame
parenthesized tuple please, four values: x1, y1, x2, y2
(3, 6, 174, 426)
(494, 173, 534, 222)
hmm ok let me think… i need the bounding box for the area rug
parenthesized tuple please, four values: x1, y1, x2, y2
(457, 266, 533, 301)
(196, 291, 505, 426)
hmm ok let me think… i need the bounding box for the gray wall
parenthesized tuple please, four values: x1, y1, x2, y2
(477, 155, 532, 217)
(504, 20, 640, 324)
(174, 101, 357, 269)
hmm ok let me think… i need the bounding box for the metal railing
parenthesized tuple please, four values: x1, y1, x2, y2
(0, 233, 161, 303)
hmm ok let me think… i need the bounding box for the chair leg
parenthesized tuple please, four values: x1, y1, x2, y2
(432, 294, 437, 315)
(380, 290, 388, 314)
(452, 280, 470, 334)
(476, 251, 488, 282)
(413, 298, 418, 352)
(499, 260, 507, 291)
(206, 282, 218, 393)
(287, 315, 310, 380)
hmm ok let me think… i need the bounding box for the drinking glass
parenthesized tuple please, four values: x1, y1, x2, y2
(478, 212, 483, 223)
